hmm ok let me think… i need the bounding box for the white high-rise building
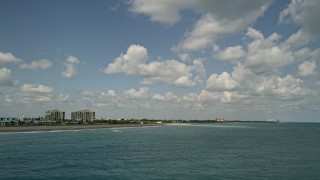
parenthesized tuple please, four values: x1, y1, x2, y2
(71, 110, 95, 123)
(45, 109, 65, 123)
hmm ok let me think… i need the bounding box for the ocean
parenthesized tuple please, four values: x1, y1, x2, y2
(1, 123, 320, 179)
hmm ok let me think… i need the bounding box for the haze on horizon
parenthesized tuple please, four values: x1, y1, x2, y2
(0, 0, 320, 122)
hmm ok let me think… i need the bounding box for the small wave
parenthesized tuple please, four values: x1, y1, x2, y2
(0, 129, 88, 135)
(0, 130, 48, 135)
(112, 129, 122, 133)
(46, 129, 84, 133)
(192, 124, 252, 128)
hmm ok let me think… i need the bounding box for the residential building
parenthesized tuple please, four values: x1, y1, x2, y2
(0, 117, 19, 126)
(45, 109, 65, 123)
(71, 110, 95, 123)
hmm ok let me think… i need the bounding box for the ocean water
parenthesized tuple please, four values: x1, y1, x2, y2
(1, 123, 320, 179)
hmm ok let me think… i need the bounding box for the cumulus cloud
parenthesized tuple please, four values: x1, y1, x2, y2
(0, 68, 15, 86)
(299, 61, 317, 76)
(62, 56, 80, 78)
(103, 44, 148, 74)
(283, 30, 312, 48)
(173, 13, 244, 52)
(82, 90, 94, 98)
(57, 93, 72, 104)
(206, 72, 238, 91)
(245, 28, 294, 74)
(0, 51, 21, 64)
(173, 76, 196, 88)
(18, 83, 54, 103)
(174, 3, 271, 52)
(177, 89, 248, 106)
(19, 59, 52, 70)
(129, 0, 272, 26)
(96, 90, 123, 108)
(293, 47, 320, 62)
(179, 53, 192, 62)
(215, 45, 245, 63)
(104, 44, 200, 87)
(192, 59, 206, 83)
(129, 0, 190, 26)
(278, 0, 320, 53)
(103, 90, 117, 97)
(82, 90, 94, 97)
(21, 83, 54, 94)
(270, 75, 308, 100)
(124, 87, 149, 99)
(5, 95, 13, 103)
(129, 0, 272, 52)
(279, 0, 320, 38)
(152, 92, 178, 102)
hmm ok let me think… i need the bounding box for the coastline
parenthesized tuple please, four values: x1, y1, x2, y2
(0, 124, 160, 133)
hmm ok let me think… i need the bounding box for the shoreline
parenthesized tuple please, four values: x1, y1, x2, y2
(0, 124, 161, 133)
(0, 121, 283, 133)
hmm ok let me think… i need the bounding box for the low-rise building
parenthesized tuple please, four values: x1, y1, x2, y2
(0, 117, 19, 126)
(71, 110, 95, 124)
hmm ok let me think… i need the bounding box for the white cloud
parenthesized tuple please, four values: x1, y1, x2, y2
(103, 44, 148, 75)
(206, 72, 238, 91)
(140, 102, 151, 109)
(0, 68, 15, 86)
(32, 96, 51, 103)
(215, 45, 245, 62)
(5, 95, 13, 103)
(283, 30, 311, 48)
(129, 0, 272, 27)
(176, 89, 248, 107)
(246, 27, 264, 39)
(21, 83, 54, 94)
(19, 59, 53, 70)
(124, 87, 149, 99)
(299, 61, 317, 76)
(139, 60, 192, 85)
(152, 92, 178, 102)
(82, 90, 94, 98)
(173, 76, 196, 88)
(279, 0, 320, 38)
(192, 59, 206, 83)
(57, 93, 72, 104)
(104, 44, 199, 87)
(104, 90, 116, 97)
(227, 62, 311, 101)
(173, 4, 271, 52)
(245, 28, 294, 74)
(18, 83, 54, 103)
(220, 91, 233, 103)
(0, 51, 21, 64)
(231, 63, 254, 84)
(129, 1, 272, 52)
(81, 89, 123, 108)
(62, 56, 80, 78)
(179, 53, 192, 62)
(129, 0, 191, 26)
(173, 14, 242, 52)
(272, 75, 307, 100)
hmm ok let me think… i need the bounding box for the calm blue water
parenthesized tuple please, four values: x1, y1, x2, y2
(1, 123, 320, 179)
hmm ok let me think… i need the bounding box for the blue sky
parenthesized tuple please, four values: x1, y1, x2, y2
(1, 0, 319, 122)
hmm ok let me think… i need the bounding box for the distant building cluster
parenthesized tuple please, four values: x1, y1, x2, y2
(0, 109, 95, 126)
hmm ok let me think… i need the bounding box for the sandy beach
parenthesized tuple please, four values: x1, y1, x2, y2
(0, 124, 160, 133)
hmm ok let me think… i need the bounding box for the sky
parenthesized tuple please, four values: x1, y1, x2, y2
(0, 0, 320, 122)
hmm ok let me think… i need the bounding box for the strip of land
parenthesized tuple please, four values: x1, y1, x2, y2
(0, 124, 161, 133)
